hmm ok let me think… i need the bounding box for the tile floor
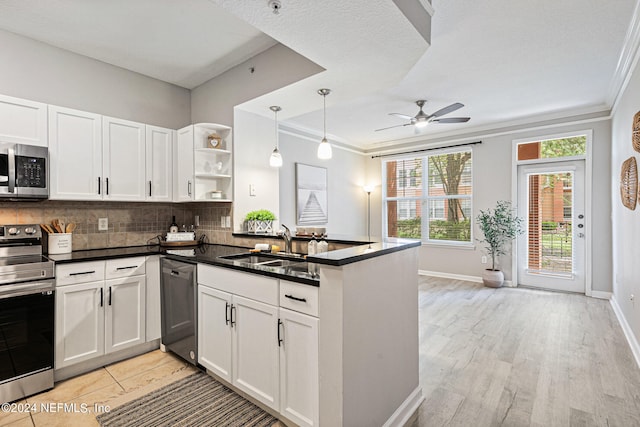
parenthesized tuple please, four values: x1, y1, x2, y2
(0, 350, 199, 427)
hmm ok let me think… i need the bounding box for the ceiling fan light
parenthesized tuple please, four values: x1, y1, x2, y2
(317, 137, 332, 159)
(270, 147, 283, 167)
(415, 120, 429, 128)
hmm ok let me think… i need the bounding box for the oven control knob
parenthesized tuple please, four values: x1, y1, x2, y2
(8, 227, 20, 235)
(24, 227, 36, 234)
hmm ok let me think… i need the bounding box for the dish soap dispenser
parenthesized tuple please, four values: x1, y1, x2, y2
(317, 234, 328, 253)
(308, 233, 318, 256)
(169, 216, 179, 233)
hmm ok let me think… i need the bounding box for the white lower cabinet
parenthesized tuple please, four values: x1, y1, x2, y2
(55, 258, 146, 370)
(55, 281, 105, 368)
(198, 265, 319, 427)
(279, 308, 319, 427)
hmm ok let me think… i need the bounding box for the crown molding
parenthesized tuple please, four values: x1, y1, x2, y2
(608, 0, 640, 113)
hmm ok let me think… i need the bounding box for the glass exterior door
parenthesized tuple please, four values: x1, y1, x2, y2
(517, 161, 585, 293)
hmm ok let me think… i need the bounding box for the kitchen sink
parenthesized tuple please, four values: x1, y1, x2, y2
(219, 253, 305, 267)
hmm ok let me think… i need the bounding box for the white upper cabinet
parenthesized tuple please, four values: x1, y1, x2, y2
(174, 123, 233, 202)
(145, 125, 173, 202)
(102, 116, 146, 201)
(0, 94, 48, 147)
(49, 106, 103, 200)
(174, 125, 194, 202)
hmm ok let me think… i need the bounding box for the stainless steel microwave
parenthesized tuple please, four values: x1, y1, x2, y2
(0, 143, 48, 200)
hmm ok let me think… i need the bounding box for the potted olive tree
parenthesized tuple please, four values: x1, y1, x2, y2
(476, 200, 524, 287)
(245, 209, 277, 233)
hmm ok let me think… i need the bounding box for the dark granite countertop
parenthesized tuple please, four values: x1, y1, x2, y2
(232, 232, 374, 246)
(306, 238, 421, 266)
(46, 238, 421, 285)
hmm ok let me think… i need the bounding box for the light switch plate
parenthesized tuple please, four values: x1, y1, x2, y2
(98, 217, 108, 231)
(249, 184, 256, 196)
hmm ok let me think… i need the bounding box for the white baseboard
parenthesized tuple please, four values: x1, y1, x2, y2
(419, 270, 512, 287)
(382, 386, 424, 427)
(590, 290, 612, 300)
(419, 270, 482, 283)
(610, 296, 640, 369)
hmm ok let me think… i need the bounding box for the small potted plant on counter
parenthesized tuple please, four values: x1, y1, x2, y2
(245, 209, 276, 233)
(476, 200, 524, 287)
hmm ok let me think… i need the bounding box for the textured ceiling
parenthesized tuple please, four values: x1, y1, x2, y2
(0, 0, 276, 89)
(0, 0, 636, 150)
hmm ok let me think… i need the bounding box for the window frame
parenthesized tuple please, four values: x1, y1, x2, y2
(382, 147, 474, 247)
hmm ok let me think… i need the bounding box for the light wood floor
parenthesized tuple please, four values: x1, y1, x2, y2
(4, 277, 640, 427)
(409, 276, 640, 427)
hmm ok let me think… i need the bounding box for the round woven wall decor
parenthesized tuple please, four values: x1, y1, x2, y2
(633, 111, 640, 152)
(620, 156, 638, 210)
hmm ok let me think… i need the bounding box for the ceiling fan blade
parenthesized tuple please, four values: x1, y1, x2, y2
(432, 117, 470, 123)
(389, 113, 414, 120)
(375, 123, 412, 132)
(430, 102, 464, 118)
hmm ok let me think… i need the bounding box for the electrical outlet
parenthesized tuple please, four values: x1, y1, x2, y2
(98, 217, 108, 231)
(481, 256, 487, 264)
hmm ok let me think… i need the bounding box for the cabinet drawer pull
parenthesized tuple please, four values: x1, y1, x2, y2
(285, 294, 307, 303)
(69, 271, 96, 276)
(116, 266, 138, 271)
(225, 302, 230, 325)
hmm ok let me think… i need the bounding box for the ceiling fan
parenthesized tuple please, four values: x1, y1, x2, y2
(375, 100, 470, 132)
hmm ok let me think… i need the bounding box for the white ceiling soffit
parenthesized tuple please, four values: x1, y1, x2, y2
(0, 0, 277, 89)
(276, 0, 637, 150)
(212, 0, 430, 123)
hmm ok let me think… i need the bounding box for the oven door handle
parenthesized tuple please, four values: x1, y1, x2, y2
(8, 147, 16, 193)
(0, 280, 55, 299)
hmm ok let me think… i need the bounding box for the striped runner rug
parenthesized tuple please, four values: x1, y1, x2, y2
(96, 372, 278, 427)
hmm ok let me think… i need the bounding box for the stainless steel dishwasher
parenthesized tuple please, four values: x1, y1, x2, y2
(160, 258, 197, 365)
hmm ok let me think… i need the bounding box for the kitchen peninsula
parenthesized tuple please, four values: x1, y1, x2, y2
(48, 237, 422, 426)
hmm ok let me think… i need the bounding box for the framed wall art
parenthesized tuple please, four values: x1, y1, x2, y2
(296, 163, 328, 225)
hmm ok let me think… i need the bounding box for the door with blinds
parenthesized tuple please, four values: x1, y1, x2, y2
(516, 160, 585, 293)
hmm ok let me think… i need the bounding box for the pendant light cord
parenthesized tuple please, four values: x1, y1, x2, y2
(323, 92, 327, 139)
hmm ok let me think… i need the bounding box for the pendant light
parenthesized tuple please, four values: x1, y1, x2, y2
(269, 106, 283, 168)
(317, 88, 332, 160)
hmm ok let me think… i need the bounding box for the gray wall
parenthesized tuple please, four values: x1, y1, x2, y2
(278, 128, 368, 236)
(190, 44, 324, 126)
(611, 54, 640, 339)
(366, 114, 612, 291)
(0, 29, 190, 129)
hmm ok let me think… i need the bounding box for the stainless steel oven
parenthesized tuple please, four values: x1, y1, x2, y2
(0, 143, 48, 200)
(0, 224, 55, 403)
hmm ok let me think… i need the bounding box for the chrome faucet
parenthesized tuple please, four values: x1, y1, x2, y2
(281, 224, 292, 254)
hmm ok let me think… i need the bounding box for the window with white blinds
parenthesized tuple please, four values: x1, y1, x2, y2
(383, 149, 473, 244)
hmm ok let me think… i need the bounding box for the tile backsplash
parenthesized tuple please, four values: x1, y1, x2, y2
(0, 201, 233, 251)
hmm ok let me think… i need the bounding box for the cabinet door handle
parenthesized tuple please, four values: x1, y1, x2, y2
(108, 286, 112, 306)
(187, 180, 192, 196)
(106, 177, 109, 195)
(100, 287, 103, 307)
(69, 271, 95, 276)
(225, 302, 230, 325)
(277, 319, 284, 347)
(98, 177, 101, 195)
(149, 180, 152, 197)
(230, 304, 236, 327)
(285, 294, 307, 303)
(116, 266, 138, 271)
